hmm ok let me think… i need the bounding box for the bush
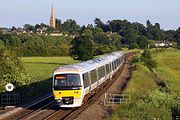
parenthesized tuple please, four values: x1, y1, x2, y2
(0, 46, 30, 92)
(149, 89, 179, 109)
(143, 58, 157, 72)
(140, 49, 157, 71)
(132, 55, 141, 63)
(94, 45, 112, 55)
(110, 101, 171, 120)
(128, 43, 140, 49)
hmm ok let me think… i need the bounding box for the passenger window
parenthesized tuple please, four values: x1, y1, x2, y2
(106, 64, 110, 74)
(98, 66, 105, 79)
(90, 69, 97, 84)
(83, 73, 89, 88)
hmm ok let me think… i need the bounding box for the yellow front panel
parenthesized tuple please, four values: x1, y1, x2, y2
(53, 90, 82, 99)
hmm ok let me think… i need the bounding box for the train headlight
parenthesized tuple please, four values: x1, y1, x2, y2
(56, 99, 62, 103)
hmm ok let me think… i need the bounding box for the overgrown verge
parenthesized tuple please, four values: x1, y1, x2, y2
(109, 49, 180, 120)
(0, 45, 52, 107)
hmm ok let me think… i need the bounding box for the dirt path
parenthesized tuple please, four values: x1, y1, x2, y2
(75, 60, 132, 120)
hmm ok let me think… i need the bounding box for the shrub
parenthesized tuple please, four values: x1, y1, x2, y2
(0, 46, 30, 92)
(132, 55, 141, 63)
(149, 89, 179, 109)
(94, 45, 112, 55)
(143, 58, 157, 72)
(128, 43, 140, 49)
(110, 101, 171, 120)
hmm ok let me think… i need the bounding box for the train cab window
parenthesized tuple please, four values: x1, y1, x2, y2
(90, 69, 97, 84)
(98, 66, 105, 79)
(82, 73, 89, 88)
(54, 74, 81, 90)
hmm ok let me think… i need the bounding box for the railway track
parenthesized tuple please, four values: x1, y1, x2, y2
(43, 52, 136, 120)
(1, 95, 54, 120)
(1, 52, 135, 120)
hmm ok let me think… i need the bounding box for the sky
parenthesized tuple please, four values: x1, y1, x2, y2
(0, 0, 180, 30)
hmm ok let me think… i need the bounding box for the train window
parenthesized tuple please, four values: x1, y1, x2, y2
(112, 62, 114, 70)
(98, 66, 105, 79)
(118, 58, 120, 65)
(90, 69, 97, 84)
(116, 59, 118, 66)
(113, 61, 116, 69)
(82, 73, 89, 88)
(120, 58, 122, 63)
(106, 64, 110, 74)
(54, 74, 81, 90)
(109, 63, 112, 72)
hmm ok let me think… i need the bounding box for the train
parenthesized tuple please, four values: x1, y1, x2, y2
(52, 51, 125, 107)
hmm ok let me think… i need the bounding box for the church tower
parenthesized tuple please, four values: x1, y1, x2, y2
(50, 0, 56, 29)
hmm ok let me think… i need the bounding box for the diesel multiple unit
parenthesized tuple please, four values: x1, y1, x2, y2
(53, 51, 124, 107)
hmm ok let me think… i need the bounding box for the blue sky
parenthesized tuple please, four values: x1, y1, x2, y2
(0, 0, 180, 30)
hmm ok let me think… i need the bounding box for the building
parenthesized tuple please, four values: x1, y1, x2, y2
(50, 0, 56, 29)
(155, 41, 174, 47)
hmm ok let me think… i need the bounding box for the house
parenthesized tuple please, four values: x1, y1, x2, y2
(155, 41, 174, 47)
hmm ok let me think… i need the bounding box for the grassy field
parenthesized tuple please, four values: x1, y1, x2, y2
(21, 57, 79, 82)
(110, 49, 180, 120)
(154, 50, 180, 93)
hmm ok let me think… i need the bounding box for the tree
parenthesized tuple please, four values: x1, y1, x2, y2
(94, 33, 110, 45)
(146, 20, 165, 40)
(62, 19, 80, 33)
(9, 36, 21, 47)
(23, 24, 34, 32)
(94, 18, 110, 32)
(55, 19, 62, 32)
(164, 30, 175, 42)
(0, 46, 30, 89)
(137, 36, 148, 49)
(70, 33, 93, 61)
(128, 43, 139, 49)
(123, 28, 139, 44)
(94, 45, 112, 55)
(109, 33, 122, 49)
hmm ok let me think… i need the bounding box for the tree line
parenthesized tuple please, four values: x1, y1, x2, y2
(0, 18, 180, 59)
(0, 33, 71, 56)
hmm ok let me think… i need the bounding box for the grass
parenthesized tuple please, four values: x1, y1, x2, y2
(124, 63, 157, 98)
(21, 57, 79, 82)
(122, 48, 143, 53)
(154, 50, 180, 93)
(110, 63, 171, 120)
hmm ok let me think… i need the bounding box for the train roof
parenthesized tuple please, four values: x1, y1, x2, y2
(54, 51, 124, 74)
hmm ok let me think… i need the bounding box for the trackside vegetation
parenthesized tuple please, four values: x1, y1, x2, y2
(0, 45, 30, 92)
(109, 49, 180, 120)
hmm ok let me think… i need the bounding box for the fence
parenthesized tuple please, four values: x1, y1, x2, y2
(104, 93, 131, 106)
(0, 78, 52, 107)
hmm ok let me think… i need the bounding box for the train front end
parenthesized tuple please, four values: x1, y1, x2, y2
(53, 70, 83, 108)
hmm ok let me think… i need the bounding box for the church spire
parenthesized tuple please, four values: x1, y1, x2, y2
(50, 0, 55, 29)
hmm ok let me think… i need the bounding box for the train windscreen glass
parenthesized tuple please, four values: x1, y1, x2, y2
(54, 74, 81, 90)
